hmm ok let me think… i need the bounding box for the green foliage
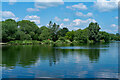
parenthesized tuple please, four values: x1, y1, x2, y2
(2, 19, 18, 42)
(48, 21, 60, 41)
(17, 20, 39, 34)
(100, 31, 110, 42)
(38, 26, 52, 41)
(17, 20, 39, 40)
(57, 27, 69, 38)
(42, 40, 54, 44)
(74, 29, 89, 43)
(8, 40, 40, 45)
(109, 34, 118, 41)
(88, 22, 101, 42)
(58, 37, 66, 42)
(15, 31, 31, 40)
(2, 19, 119, 44)
(55, 37, 71, 44)
(65, 30, 75, 41)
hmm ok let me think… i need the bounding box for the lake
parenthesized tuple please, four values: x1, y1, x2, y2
(2, 42, 119, 78)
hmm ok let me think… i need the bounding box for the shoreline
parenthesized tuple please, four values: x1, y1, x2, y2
(1, 40, 119, 46)
(0, 43, 7, 45)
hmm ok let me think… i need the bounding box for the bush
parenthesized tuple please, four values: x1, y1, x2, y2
(55, 38, 71, 44)
(42, 40, 54, 44)
(8, 40, 40, 45)
(65, 39, 71, 43)
(88, 40, 94, 43)
(55, 40, 63, 44)
(100, 39, 105, 43)
(58, 37, 66, 42)
(72, 40, 79, 44)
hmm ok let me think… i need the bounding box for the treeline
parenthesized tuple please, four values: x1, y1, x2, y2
(1, 19, 120, 44)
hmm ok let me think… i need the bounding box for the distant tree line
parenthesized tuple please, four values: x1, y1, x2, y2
(1, 19, 120, 43)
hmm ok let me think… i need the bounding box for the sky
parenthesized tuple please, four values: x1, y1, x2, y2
(0, 0, 119, 34)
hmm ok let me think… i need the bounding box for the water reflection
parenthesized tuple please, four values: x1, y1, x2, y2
(2, 44, 107, 69)
(2, 42, 119, 78)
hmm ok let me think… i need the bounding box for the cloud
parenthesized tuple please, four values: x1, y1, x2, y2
(24, 15, 40, 24)
(54, 17, 61, 21)
(111, 24, 117, 27)
(66, 3, 87, 10)
(9, 0, 16, 5)
(72, 18, 96, 26)
(63, 18, 70, 22)
(0, 11, 19, 21)
(76, 12, 93, 17)
(27, 8, 39, 12)
(35, 0, 63, 2)
(60, 18, 97, 31)
(60, 23, 64, 28)
(60, 23, 80, 30)
(115, 16, 118, 19)
(26, 0, 64, 12)
(34, 0, 64, 9)
(94, 0, 119, 12)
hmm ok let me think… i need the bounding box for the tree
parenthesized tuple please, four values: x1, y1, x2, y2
(87, 22, 101, 42)
(38, 26, 52, 41)
(99, 31, 110, 42)
(65, 30, 75, 41)
(48, 21, 53, 29)
(57, 27, 69, 38)
(15, 30, 31, 40)
(17, 20, 39, 40)
(74, 29, 89, 43)
(17, 20, 39, 34)
(2, 19, 18, 42)
(29, 32, 35, 40)
(116, 33, 120, 36)
(109, 33, 118, 41)
(48, 21, 60, 41)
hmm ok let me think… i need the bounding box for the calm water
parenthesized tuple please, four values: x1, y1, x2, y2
(2, 42, 119, 78)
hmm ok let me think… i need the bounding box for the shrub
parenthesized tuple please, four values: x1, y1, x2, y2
(42, 40, 54, 44)
(8, 40, 40, 45)
(100, 39, 105, 43)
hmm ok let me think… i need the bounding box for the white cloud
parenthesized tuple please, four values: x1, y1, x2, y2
(9, 0, 16, 5)
(60, 23, 80, 30)
(0, 11, 19, 21)
(27, 8, 39, 12)
(60, 23, 64, 28)
(63, 18, 69, 22)
(35, 0, 63, 2)
(34, 0, 64, 9)
(54, 17, 61, 21)
(102, 29, 114, 33)
(60, 18, 97, 31)
(66, 3, 87, 10)
(115, 16, 118, 19)
(111, 24, 117, 27)
(76, 12, 93, 17)
(73, 18, 96, 26)
(26, 0, 64, 12)
(94, 0, 119, 12)
(24, 15, 40, 24)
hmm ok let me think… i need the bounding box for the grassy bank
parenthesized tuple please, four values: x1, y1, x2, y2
(7, 40, 71, 45)
(6, 39, 108, 45)
(7, 40, 41, 45)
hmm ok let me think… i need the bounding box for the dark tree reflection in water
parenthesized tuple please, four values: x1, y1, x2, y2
(2, 42, 118, 78)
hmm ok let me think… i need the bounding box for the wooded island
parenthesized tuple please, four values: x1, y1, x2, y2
(1, 19, 120, 45)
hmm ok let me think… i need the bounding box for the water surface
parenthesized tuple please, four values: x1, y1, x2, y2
(2, 42, 119, 78)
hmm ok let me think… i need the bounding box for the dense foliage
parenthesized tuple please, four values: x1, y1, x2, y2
(1, 19, 120, 44)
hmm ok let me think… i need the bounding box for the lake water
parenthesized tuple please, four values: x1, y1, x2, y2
(2, 42, 119, 78)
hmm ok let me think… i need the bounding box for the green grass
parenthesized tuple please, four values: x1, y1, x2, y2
(8, 40, 41, 45)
